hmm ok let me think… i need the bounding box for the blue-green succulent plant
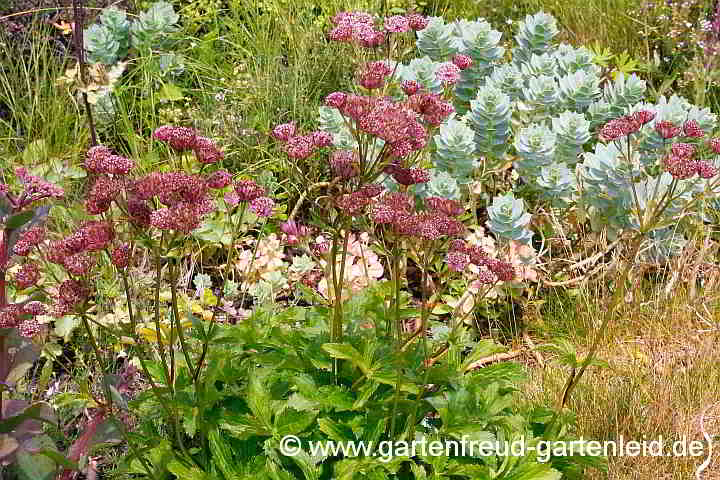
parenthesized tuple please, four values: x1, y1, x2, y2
(465, 86, 512, 160)
(487, 192, 534, 244)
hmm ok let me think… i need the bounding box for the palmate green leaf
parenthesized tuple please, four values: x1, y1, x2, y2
(220, 412, 272, 439)
(209, 427, 243, 479)
(322, 343, 369, 373)
(369, 371, 420, 394)
(334, 456, 405, 480)
(248, 373, 273, 428)
(167, 458, 213, 480)
(274, 408, 316, 437)
(317, 417, 355, 442)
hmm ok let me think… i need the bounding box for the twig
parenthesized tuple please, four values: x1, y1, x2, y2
(464, 350, 523, 371)
(71, 0, 98, 146)
(523, 330, 545, 368)
(288, 180, 338, 221)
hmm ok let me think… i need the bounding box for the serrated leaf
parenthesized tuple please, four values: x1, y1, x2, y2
(274, 408, 316, 437)
(317, 417, 355, 442)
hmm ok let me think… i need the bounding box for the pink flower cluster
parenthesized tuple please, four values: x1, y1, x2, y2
(152, 126, 224, 164)
(357, 61, 393, 90)
(598, 110, 656, 142)
(435, 62, 462, 86)
(334, 184, 385, 217)
(384, 164, 430, 186)
(328, 11, 427, 46)
(13, 167, 64, 208)
(14, 263, 40, 289)
(664, 142, 718, 179)
(370, 191, 465, 240)
(271, 122, 333, 160)
(406, 92, 455, 126)
(131, 172, 215, 232)
(13, 226, 45, 256)
(329, 150, 360, 180)
(452, 54, 473, 70)
(280, 220, 311, 245)
(0, 302, 45, 337)
(39, 221, 117, 316)
(85, 145, 135, 174)
(324, 94, 434, 158)
(447, 240, 515, 282)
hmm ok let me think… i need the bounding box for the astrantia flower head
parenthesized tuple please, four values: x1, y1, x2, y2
(15, 167, 64, 205)
(655, 120, 681, 139)
(328, 11, 384, 47)
(132, 172, 208, 206)
(58, 279, 89, 307)
(111, 243, 131, 268)
(23, 301, 46, 316)
(406, 13, 429, 30)
(401, 80, 421, 96)
(452, 54, 473, 70)
(598, 115, 642, 142)
(683, 119, 704, 138)
(280, 220, 310, 245)
(249, 196, 275, 218)
(234, 180, 266, 202)
(435, 62, 461, 86)
(193, 137, 224, 164)
(86, 176, 121, 215)
(425, 197, 464, 217)
(387, 166, 431, 186)
(671, 142, 695, 159)
(358, 60, 393, 90)
(630, 110, 656, 125)
(665, 154, 697, 180)
(206, 170, 232, 189)
(357, 184, 384, 199)
(447, 251, 470, 272)
(85, 146, 135, 174)
(370, 192, 412, 224)
(285, 134, 316, 159)
(63, 252, 95, 276)
(0, 305, 22, 329)
(697, 161, 718, 179)
(406, 92, 454, 126)
(150, 200, 214, 233)
(311, 131, 333, 148)
(329, 150, 359, 180)
(335, 192, 371, 216)
(18, 319, 40, 338)
(271, 122, 296, 142)
(15, 263, 40, 289)
(384, 15, 410, 33)
(13, 226, 45, 256)
(325, 92, 347, 108)
(708, 138, 720, 154)
(152, 125, 198, 151)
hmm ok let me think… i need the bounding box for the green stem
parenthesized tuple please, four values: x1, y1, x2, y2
(192, 202, 246, 382)
(151, 242, 172, 390)
(169, 262, 195, 375)
(546, 233, 644, 436)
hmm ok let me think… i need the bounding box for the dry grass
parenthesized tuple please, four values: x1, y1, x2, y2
(523, 241, 720, 479)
